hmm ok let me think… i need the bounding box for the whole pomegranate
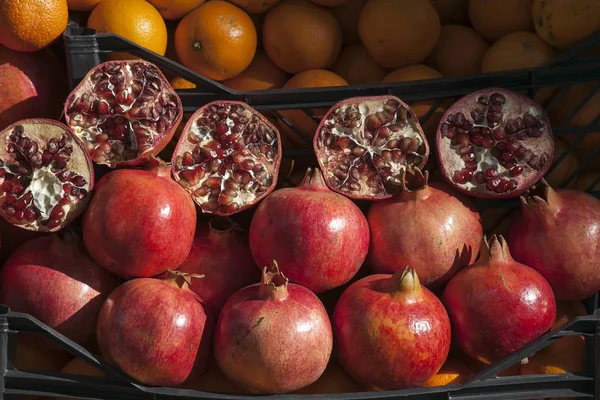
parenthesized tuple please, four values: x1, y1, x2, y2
(0, 235, 119, 346)
(83, 158, 196, 278)
(367, 168, 483, 288)
(249, 168, 369, 293)
(442, 235, 556, 364)
(436, 88, 554, 198)
(507, 180, 600, 300)
(214, 261, 333, 394)
(177, 216, 260, 313)
(333, 267, 451, 390)
(97, 271, 210, 387)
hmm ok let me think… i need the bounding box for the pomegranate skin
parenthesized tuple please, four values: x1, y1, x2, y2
(442, 235, 556, 364)
(177, 217, 260, 314)
(83, 159, 196, 278)
(333, 268, 451, 390)
(249, 168, 369, 293)
(507, 181, 600, 300)
(97, 274, 210, 387)
(0, 236, 119, 346)
(214, 262, 333, 394)
(367, 169, 483, 287)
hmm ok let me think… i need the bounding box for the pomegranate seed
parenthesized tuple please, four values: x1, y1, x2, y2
(501, 152, 513, 162)
(46, 219, 62, 229)
(481, 137, 494, 149)
(461, 169, 473, 182)
(497, 179, 512, 193)
(50, 206, 65, 220)
(474, 172, 486, 184)
(2, 180, 14, 192)
(492, 128, 505, 140)
(485, 168, 498, 179)
(471, 134, 483, 146)
(454, 112, 465, 127)
(24, 207, 38, 222)
(465, 161, 478, 171)
(510, 166, 524, 176)
(487, 178, 501, 191)
(453, 171, 467, 184)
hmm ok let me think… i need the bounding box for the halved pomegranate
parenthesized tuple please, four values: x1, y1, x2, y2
(64, 60, 182, 167)
(0, 119, 93, 232)
(171, 101, 282, 216)
(436, 88, 554, 198)
(314, 95, 429, 200)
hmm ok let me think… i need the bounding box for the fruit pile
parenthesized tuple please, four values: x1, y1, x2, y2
(0, 0, 598, 397)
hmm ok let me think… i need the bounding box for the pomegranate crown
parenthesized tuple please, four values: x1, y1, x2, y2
(165, 269, 205, 288)
(400, 167, 429, 193)
(389, 265, 422, 294)
(259, 260, 289, 300)
(519, 178, 556, 207)
(479, 234, 513, 265)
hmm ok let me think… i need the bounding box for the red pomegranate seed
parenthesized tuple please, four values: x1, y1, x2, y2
(485, 168, 498, 179)
(487, 178, 501, 191)
(474, 172, 486, 184)
(510, 166, 524, 176)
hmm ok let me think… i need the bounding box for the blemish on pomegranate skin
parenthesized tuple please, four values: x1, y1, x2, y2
(236, 316, 265, 346)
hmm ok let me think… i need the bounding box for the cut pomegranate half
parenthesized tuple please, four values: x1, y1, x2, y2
(0, 119, 94, 232)
(172, 101, 282, 216)
(64, 60, 182, 167)
(436, 88, 554, 198)
(314, 95, 429, 200)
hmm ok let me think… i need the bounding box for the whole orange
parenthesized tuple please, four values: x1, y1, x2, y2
(68, 0, 103, 11)
(332, 0, 367, 45)
(279, 69, 347, 146)
(175, 1, 257, 81)
(221, 50, 289, 90)
(87, 0, 167, 56)
(0, 0, 68, 52)
(228, 0, 281, 14)
(263, 0, 343, 74)
(481, 31, 557, 73)
(310, 0, 348, 6)
(359, 0, 441, 69)
(332, 44, 387, 85)
(432, 25, 489, 77)
(431, 0, 468, 25)
(533, 0, 600, 49)
(147, 0, 206, 19)
(468, 0, 534, 42)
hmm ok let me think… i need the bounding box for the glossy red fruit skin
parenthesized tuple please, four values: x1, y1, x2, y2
(333, 268, 451, 390)
(83, 159, 196, 279)
(507, 182, 600, 300)
(367, 169, 483, 288)
(442, 235, 556, 364)
(177, 217, 260, 314)
(0, 236, 119, 346)
(249, 168, 369, 293)
(97, 275, 210, 387)
(214, 263, 333, 394)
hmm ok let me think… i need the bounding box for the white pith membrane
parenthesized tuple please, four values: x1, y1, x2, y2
(315, 97, 428, 199)
(65, 61, 181, 166)
(173, 103, 280, 216)
(437, 89, 554, 197)
(0, 122, 92, 232)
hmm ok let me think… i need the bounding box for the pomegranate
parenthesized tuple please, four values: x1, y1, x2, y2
(82, 158, 196, 279)
(436, 88, 554, 198)
(506, 179, 600, 300)
(214, 261, 333, 394)
(97, 271, 211, 387)
(367, 168, 483, 288)
(314, 95, 429, 200)
(0, 119, 94, 232)
(64, 60, 182, 167)
(177, 216, 260, 313)
(0, 235, 119, 346)
(442, 235, 556, 364)
(249, 168, 369, 293)
(171, 100, 282, 216)
(333, 267, 451, 390)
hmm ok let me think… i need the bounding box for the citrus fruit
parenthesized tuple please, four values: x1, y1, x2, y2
(228, 0, 281, 14)
(263, 0, 343, 74)
(175, 0, 257, 81)
(332, 44, 388, 85)
(87, 0, 168, 56)
(68, 0, 103, 11)
(468, 0, 534, 42)
(422, 356, 474, 387)
(481, 31, 557, 73)
(221, 50, 289, 90)
(170, 77, 197, 89)
(431, 25, 489, 77)
(311, 0, 348, 6)
(359, 0, 441, 69)
(533, 0, 600, 49)
(431, 0, 469, 25)
(147, 0, 206, 19)
(332, 0, 366, 45)
(0, 0, 68, 52)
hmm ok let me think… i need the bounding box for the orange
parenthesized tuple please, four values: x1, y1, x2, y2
(422, 356, 475, 387)
(432, 25, 489, 77)
(573, 172, 600, 191)
(147, 0, 206, 19)
(310, 0, 349, 6)
(87, 0, 167, 56)
(431, 0, 469, 25)
(170, 77, 197, 89)
(175, 1, 257, 81)
(279, 69, 348, 146)
(544, 137, 579, 188)
(263, 0, 342, 74)
(481, 31, 557, 73)
(222, 50, 289, 90)
(68, 0, 103, 11)
(468, 0, 534, 42)
(382, 65, 447, 138)
(332, 44, 388, 85)
(228, 0, 281, 14)
(0, 0, 68, 52)
(533, 0, 600, 49)
(359, 0, 441, 69)
(332, 0, 367, 45)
